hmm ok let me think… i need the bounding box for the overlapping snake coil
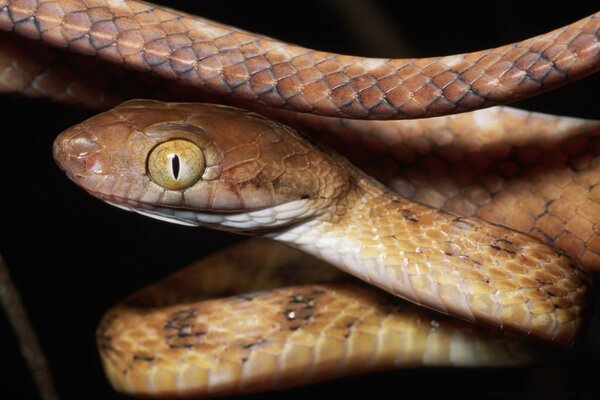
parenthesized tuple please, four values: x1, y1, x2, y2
(0, 0, 598, 397)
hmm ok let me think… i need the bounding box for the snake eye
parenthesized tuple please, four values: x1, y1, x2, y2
(147, 139, 205, 190)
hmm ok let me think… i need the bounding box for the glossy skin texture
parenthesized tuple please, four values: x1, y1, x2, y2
(54, 101, 591, 349)
(277, 107, 600, 270)
(53, 100, 349, 221)
(0, 1, 599, 118)
(0, 4, 597, 270)
(0, 26, 598, 269)
(0, 0, 597, 396)
(97, 239, 538, 397)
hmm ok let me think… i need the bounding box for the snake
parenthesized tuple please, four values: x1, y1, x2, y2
(0, 0, 598, 397)
(92, 237, 541, 397)
(0, 0, 599, 119)
(51, 99, 592, 396)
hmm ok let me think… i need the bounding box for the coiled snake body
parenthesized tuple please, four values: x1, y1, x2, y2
(53, 100, 591, 395)
(0, 0, 599, 397)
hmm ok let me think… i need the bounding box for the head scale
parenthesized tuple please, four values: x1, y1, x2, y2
(53, 100, 350, 232)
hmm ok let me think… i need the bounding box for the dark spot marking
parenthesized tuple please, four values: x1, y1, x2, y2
(289, 294, 316, 308)
(490, 238, 517, 257)
(401, 209, 419, 222)
(163, 308, 205, 349)
(165, 327, 206, 339)
(283, 288, 326, 328)
(242, 338, 266, 349)
(170, 309, 196, 321)
(168, 343, 195, 350)
(133, 354, 155, 362)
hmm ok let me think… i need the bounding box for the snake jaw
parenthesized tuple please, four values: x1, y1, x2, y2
(99, 191, 321, 232)
(55, 100, 593, 346)
(54, 101, 352, 231)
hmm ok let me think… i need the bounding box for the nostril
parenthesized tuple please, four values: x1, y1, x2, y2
(82, 152, 104, 174)
(53, 129, 105, 175)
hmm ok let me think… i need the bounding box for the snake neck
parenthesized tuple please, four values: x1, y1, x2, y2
(268, 162, 590, 345)
(268, 165, 438, 288)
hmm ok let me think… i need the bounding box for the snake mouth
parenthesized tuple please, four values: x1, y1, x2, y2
(89, 191, 317, 232)
(87, 191, 235, 227)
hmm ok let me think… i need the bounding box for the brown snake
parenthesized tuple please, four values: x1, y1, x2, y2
(51, 100, 593, 396)
(0, 0, 599, 118)
(0, 1, 596, 398)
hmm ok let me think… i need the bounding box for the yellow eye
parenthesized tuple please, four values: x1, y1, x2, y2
(147, 139, 205, 190)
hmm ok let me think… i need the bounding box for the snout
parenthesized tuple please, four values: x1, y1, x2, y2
(53, 126, 106, 179)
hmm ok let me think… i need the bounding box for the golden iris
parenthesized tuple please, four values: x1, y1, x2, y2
(147, 140, 204, 190)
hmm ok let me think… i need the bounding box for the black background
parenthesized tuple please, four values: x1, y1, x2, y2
(1, 1, 599, 399)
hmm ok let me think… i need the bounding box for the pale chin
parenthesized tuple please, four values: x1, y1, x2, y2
(102, 198, 317, 231)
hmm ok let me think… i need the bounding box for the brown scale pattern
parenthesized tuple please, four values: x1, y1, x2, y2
(0, 31, 218, 108)
(53, 100, 351, 214)
(54, 101, 592, 347)
(0, 1, 597, 396)
(291, 163, 591, 345)
(280, 108, 600, 270)
(0, 0, 598, 118)
(2, 32, 597, 272)
(98, 239, 539, 397)
(0, 32, 119, 107)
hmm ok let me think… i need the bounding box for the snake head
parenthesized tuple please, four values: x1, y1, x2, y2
(53, 100, 350, 232)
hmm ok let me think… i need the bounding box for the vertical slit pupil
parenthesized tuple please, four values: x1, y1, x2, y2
(171, 154, 180, 179)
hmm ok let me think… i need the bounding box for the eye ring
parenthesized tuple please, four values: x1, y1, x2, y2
(147, 139, 205, 190)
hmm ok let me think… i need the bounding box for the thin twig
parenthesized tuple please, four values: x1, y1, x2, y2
(0, 253, 60, 400)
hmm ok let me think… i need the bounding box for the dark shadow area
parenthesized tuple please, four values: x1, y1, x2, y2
(0, 1, 598, 399)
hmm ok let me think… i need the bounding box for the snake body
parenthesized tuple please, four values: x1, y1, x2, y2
(0, 0, 598, 397)
(1, 32, 599, 270)
(97, 238, 538, 397)
(0, 0, 599, 118)
(0, 4, 597, 268)
(53, 100, 590, 344)
(284, 108, 600, 270)
(52, 100, 592, 396)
